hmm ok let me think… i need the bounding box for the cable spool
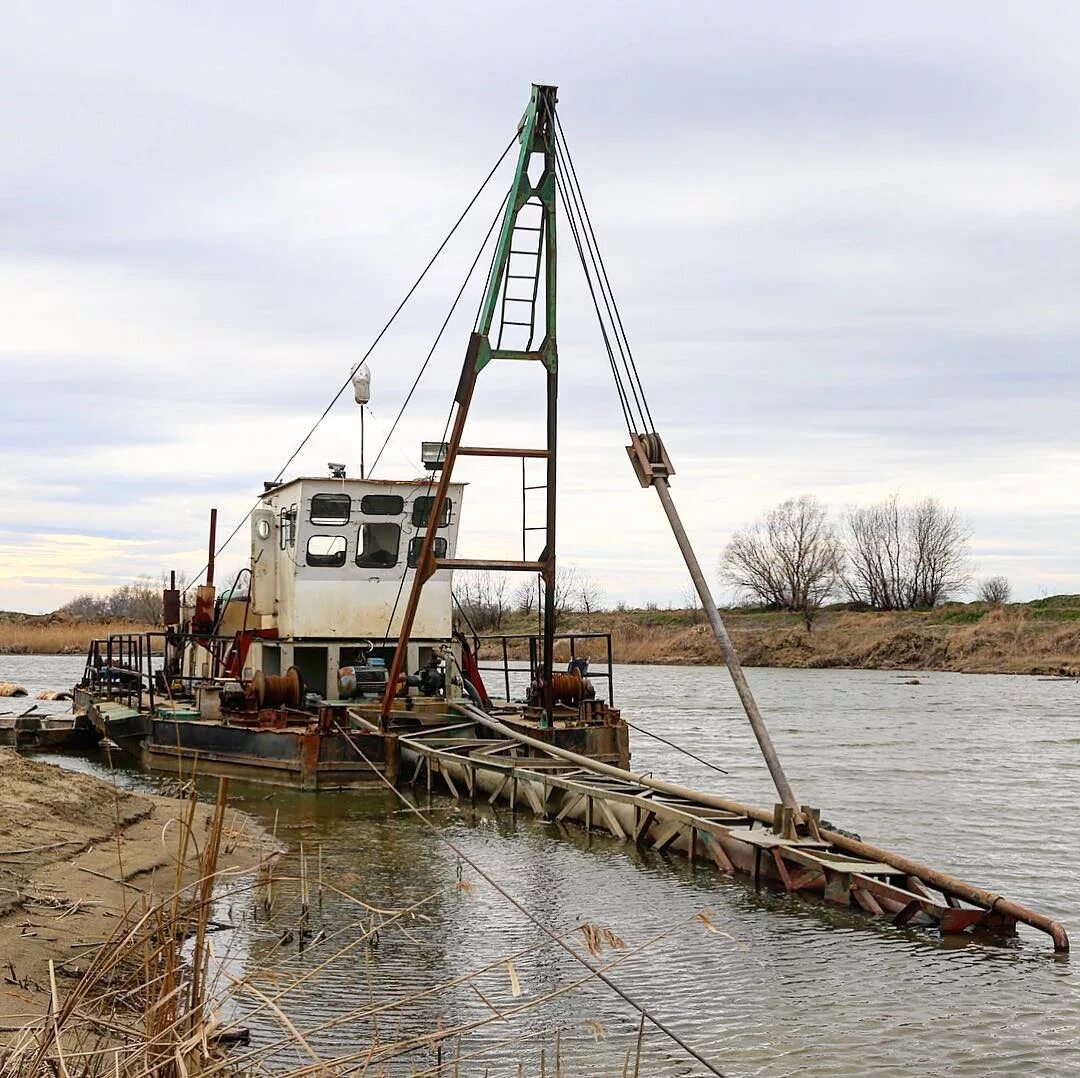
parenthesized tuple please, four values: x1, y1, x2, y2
(253, 666, 304, 709)
(549, 671, 595, 705)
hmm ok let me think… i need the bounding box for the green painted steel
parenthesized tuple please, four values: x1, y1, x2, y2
(475, 84, 558, 375)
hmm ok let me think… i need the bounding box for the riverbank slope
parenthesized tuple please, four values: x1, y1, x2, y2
(3, 597, 1080, 675)
(0, 750, 265, 1027)
(505, 595, 1080, 675)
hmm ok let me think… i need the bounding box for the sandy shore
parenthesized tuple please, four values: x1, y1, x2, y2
(0, 750, 266, 1030)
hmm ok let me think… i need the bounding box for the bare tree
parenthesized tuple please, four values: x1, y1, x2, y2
(576, 572, 604, 627)
(681, 578, 705, 624)
(842, 495, 906, 610)
(513, 578, 537, 617)
(978, 575, 1011, 605)
(551, 563, 579, 629)
(843, 495, 970, 609)
(905, 498, 971, 607)
(454, 571, 509, 632)
(721, 495, 844, 631)
(58, 574, 172, 625)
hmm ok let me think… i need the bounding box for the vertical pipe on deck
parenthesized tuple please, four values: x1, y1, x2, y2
(206, 508, 218, 587)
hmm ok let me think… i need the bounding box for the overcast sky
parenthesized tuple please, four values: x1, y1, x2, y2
(3, 2, 1079, 612)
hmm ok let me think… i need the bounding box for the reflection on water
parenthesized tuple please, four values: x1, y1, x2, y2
(7, 654, 1080, 1075)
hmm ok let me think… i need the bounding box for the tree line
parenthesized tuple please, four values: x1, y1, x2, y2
(721, 494, 1009, 629)
(58, 575, 166, 625)
(453, 565, 603, 634)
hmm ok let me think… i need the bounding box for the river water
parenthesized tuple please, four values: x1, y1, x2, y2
(2, 653, 1078, 1076)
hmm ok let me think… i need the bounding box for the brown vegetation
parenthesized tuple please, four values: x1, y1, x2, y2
(486, 598, 1080, 676)
(0, 751, 686, 1075)
(0, 615, 154, 655)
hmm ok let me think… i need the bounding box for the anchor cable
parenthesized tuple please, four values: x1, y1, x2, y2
(621, 718, 729, 776)
(182, 134, 517, 592)
(333, 722, 726, 1078)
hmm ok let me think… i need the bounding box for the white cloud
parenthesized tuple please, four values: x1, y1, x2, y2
(3, 2, 1080, 611)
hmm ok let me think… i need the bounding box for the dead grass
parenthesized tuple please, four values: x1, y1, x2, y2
(485, 604, 1080, 675)
(0, 756, 693, 1076)
(603, 608, 1080, 674)
(0, 620, 154, 656)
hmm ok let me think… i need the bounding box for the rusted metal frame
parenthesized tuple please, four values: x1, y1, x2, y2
(848, 874, 951, 924)
(207, 507, 218, 587)
(770, 848, 796, 891)
(633, 807, 656, 845)
(697, 831, 735, 874)
(851, 885, 885, 916)
(399, 721, 1069, 950)
(556, 792, 586, 822)
(439, 761, 461, 800)
(597, 800, 627, 842)
(522, 780, 546, 817)
(457, 446, 550, 458)
(448, 702, 1069, 950)
(650, 822, 683, 853)
(814, 829, 1068, 951)
(410, 753, 426, 786)
(403, 734, 749, 846)
(379, 336, 482, 724)
(437, 559, 545, 572)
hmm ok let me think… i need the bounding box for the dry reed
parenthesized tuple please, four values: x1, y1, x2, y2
(0, 621, 155, 657)
(1, 778, 719, 1077)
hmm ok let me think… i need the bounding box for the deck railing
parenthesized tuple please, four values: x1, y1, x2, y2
(472, 631, 615, 705)
(82, 631, 168, 711)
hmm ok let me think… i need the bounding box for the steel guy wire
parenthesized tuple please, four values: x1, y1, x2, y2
(182, 134, 517, 592)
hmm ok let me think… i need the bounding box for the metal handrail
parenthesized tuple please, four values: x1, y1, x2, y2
(471, 630, 615, 704)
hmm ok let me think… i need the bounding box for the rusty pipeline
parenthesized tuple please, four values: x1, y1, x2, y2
(450, 702, 1070, 952)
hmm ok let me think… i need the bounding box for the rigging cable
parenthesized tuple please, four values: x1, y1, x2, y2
(549, 107, 657, 436)
(332, 721, 726, 1078)
(376, 183, 515, 644)
(182, 134, 518, 593)
(621, 718, 729, 777)
(367, 187, 511, 477)
(553, 111, 657, 433)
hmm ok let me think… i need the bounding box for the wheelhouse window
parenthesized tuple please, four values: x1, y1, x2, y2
(279, 505, 298, 549)
(407, 535, 447, 568)
(360, 494, 404, 516)
(310, 493, 351, 525)
(356, 523, 400, 569)
(306, 534, 347, 568)
(412, 496, 452, 528)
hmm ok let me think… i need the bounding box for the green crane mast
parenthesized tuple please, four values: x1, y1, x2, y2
(380, 84, 561, 727)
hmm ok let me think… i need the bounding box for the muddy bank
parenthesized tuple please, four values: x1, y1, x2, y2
(0, 750, 266, 1028)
